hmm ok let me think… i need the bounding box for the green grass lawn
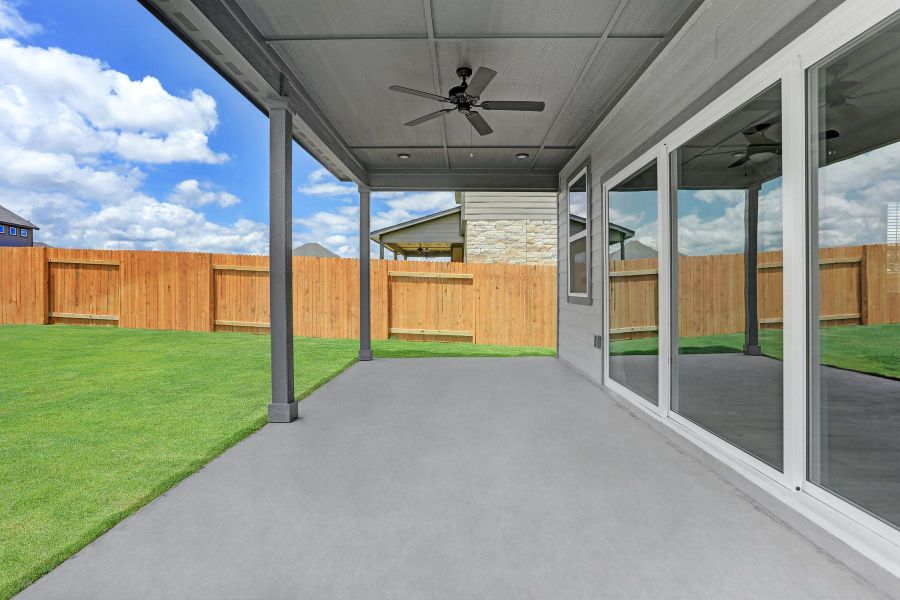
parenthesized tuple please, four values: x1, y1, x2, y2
(610, 323, 900, 379)
(0, 325, 553, 599)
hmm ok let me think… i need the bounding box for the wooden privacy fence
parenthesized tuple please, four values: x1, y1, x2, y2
(610, 243, 900, 339)
(0, 247, 556, 348)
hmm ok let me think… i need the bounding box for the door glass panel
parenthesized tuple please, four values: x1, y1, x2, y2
(809, 18, 900, 529)
(608, 161, 659, 404)
(673, 83, 784, 470)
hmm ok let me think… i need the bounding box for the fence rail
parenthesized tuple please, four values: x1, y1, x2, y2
(0, 247, 556, 348)
(610, 243, 900, 339)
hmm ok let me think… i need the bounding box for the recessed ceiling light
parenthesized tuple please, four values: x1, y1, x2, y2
(397, 152, 411, 159)
(515, 152, 530, 159)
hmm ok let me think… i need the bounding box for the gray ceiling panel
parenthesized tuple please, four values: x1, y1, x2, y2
(353, 147, 448, 170)
(431, 0, 618, 36)
(434, 39, 596, 147)
(545, 38, 660, 147)
(447, 147, 541, 170)
(533, 148, 577, 171)
(235, 0, 427, 38)
(273, 39, 446, 147)
(611, 0, 698, 36)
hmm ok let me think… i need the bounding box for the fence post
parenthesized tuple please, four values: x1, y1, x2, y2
(40, 247, 50, 324)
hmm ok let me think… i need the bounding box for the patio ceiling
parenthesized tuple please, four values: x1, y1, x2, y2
(141, 0, 703, 190)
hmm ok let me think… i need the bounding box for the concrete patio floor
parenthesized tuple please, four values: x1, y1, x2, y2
(18, 357, 900, 599)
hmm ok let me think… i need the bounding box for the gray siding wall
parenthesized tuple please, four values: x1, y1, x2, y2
(0, 226, 34, 247)
(463, 192, 557, 221)
(556, 0, 843, 384)
(380, 213, 464, 245)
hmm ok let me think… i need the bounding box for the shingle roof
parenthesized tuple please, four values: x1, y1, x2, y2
(0, 205, 38, 229)
(292, 242, 338, 258)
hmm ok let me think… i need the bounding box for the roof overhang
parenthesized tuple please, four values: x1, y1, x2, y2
(140, 0, 704, 192)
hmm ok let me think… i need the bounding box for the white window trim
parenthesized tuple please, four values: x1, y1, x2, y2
(9, 227, 16, 236)
(577, 0, 900, 577)
(566, 162, 591, 303)
(20, 228, 27, 237)
(0, 225, 4, 233)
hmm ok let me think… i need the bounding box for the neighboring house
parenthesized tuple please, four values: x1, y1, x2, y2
(0, 205, 38, 247)
(609, 239, 657, 260)
(292, 242, 338, 258)
(371, 195, 632, 265)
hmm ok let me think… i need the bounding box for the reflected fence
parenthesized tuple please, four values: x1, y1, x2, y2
(610, 243, 900, 339)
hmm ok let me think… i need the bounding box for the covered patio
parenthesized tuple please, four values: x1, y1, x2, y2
(16, 358, 900, 599)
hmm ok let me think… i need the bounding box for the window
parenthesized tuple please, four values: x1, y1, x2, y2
(0, 225, 4, 234)
(608, 161, 659, 405)
(672, 82, 784, 471)
(567, 165, 590, 301)
(20, 228, 27, 238)
(808, 17, 900, 530)
(9, 227, 16, 236)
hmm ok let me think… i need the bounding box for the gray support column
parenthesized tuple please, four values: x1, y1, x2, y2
(379, 243, 384, 260)
(266, 98, 298, 422)
(743, 184, 761, 356)
(620, 239, 626, 260)
(359, 185, 373, 361)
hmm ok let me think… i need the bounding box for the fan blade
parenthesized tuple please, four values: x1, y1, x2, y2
(465, 67, 497, 97)
(849, 85, 900, 100)
(389, 85, 448, 102)
(465, 111, 493, 136)
(728, 155, 750, 168)
(480, 100, 545, 112)
(404, 109, 452, 127)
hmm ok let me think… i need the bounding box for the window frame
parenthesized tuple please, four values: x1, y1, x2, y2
(0, 225, 4, 234)
(566, 159, 591, 305)
(9, 226, 16, 236)
(20, 228, 27, 238)
(602, 150, 667, 417)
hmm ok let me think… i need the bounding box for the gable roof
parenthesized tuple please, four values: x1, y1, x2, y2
(0, 205, 38, 229)
(370, 206, 461, 242)
(292, 242, 338, 257)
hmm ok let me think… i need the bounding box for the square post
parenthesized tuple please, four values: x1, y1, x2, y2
(359, 185, 373, 361)
(743, 184, 761, 356)
(266, 98, 298, 422)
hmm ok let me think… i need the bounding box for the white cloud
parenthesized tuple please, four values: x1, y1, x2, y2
(0, 186, 267, 254)
(0, 29, 259, 254)
(0, 39, 225, 164)
(293, 169, 455, 257)
(169, 179, 240, 208)
(0, 0, 39, 37)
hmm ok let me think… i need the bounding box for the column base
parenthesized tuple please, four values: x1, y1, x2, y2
(743, 344, 762, 356)
(359, 348, 373, 361)
(268, 401, 299, 423)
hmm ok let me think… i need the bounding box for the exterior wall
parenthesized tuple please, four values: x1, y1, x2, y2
(462, 191, 558, 221)
(556, 0, 842, 382)
(379, 212, 463, 246)
(466, 219, 556, 264)
(0, 225, 34, 247)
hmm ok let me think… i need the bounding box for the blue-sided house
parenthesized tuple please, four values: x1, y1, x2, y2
(0, 205, 38, 247)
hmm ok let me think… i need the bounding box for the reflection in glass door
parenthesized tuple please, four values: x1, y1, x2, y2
(808, 17, 900, 530)
(608, 161, 659, 405)
(672, 83, 785, 470)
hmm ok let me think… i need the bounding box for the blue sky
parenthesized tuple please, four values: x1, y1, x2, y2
(0, 0, 454, 256)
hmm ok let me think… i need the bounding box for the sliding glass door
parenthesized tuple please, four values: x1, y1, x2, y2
(672, 83, 785, 471)
(608, 161, 659, 405)
(808, 17, 900, 529)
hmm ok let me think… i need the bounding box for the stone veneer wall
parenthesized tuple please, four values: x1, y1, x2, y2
(465, 218, 556, 264)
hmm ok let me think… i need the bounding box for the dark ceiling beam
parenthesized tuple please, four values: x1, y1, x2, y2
(348, 145, 576, 150)
(263, 33, 667, 42)
(367, 169, 559, 192)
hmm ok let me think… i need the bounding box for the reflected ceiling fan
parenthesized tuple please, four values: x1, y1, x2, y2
(388, 66, 545, 136)
(727, 122, 839, 169)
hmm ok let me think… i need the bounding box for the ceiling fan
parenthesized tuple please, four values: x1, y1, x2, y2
(388, 66, 545, 136)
